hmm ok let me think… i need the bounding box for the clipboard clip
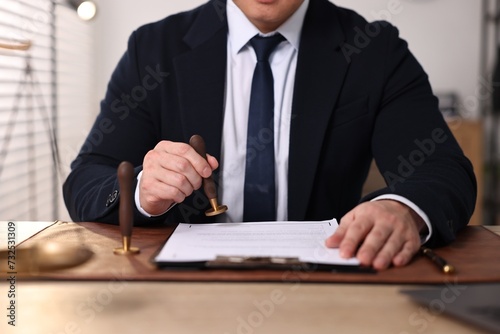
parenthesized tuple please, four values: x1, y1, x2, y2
(206, 256, 302, 269)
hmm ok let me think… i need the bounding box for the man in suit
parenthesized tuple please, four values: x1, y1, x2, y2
(63, 0, 476, 270)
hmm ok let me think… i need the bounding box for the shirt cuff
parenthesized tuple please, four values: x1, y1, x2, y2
(371, 194, 432, 244)
(134, 171, 174, 217)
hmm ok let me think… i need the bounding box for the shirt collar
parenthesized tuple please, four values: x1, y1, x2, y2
(226, 0, 309, 56)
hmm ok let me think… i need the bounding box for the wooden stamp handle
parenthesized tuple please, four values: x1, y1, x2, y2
(117, 161, 134, 238)
(189, 135, 217, 200)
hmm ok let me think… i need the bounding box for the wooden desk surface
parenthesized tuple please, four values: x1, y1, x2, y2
(2, 282, 487, 334)
(1, 226, 498, 334)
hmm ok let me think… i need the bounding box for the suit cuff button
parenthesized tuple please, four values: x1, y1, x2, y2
(106, 190, 119, 207)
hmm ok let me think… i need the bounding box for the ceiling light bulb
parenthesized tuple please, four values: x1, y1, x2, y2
(77, 1, 97, 21)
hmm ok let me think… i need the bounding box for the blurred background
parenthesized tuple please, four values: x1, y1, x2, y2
(0, 0, 497, 225)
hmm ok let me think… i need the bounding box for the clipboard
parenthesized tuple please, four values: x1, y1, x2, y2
(154, 255, 375, 273)
(152, 220, 376, 274)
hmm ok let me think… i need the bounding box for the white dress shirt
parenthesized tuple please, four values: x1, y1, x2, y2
(135, 0, 432, 243)
(218, 0, 309, 223)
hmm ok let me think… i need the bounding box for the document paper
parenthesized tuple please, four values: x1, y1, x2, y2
(155, 219, 360, 266)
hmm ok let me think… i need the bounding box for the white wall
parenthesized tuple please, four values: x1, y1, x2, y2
(334, 0, 483, 119)
(92, 0, 484, 119)
(57, 5, 97, 221)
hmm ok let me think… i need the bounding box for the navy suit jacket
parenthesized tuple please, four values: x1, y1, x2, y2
(63, 0, 476, 247)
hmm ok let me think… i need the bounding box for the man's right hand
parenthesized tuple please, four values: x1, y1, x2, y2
(138, 140, 219, 215)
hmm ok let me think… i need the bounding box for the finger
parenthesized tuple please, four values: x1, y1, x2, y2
(392, 237, 421, 267)
(140, 167, 193, 202)
(157, 141, 212, 178)
(371, 232, 405, 270)
(325, 210, 355, 248)
(138, 177, 181, 216)
(325, 222, 348, 248)
(161, 153, 219, 194)
(140, 178, 187, 208)
(356, 223, 393, 266)
(206, 154, 219, 171)
(338, 219, 373, 259)
(141, 150, 200, 210)
(155, 153, 205, 191)
(142, 150, 201, 197)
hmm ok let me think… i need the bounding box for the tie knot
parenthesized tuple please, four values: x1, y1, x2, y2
(250, 34, 285, 62)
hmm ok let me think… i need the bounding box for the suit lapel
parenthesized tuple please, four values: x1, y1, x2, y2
(288, 0, 350, 220)
(174, 0, 228, 161)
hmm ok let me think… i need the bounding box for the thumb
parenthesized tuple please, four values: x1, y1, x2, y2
(206, 154, 219, 171)
(325, 212, 354, 248)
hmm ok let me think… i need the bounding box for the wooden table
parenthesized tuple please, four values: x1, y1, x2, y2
(2, 225, 498, 334)
(3, 282, 487, 334)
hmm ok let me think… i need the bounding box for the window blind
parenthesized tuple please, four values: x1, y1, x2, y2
(0, 0, 94, 221)
(0, 0, 57, 221)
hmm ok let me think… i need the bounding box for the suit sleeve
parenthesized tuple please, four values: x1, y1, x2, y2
(63, 31, 165, 224)
(363, 23, 477, 247)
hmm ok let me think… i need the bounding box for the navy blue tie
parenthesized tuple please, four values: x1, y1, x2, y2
(243, 34, 284, 222)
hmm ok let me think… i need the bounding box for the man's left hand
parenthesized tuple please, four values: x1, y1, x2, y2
(325, 200, 426, 270)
